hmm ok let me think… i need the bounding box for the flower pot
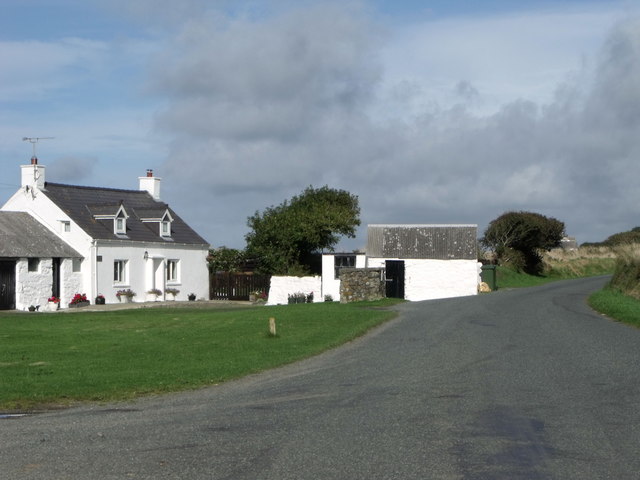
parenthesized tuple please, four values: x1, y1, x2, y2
(46, 301, 60, 312)
(146, 294, 158, 302)
(249, 294, 257, 302)
(188, 294, 196, 301)
(119, 296, 131, 303)
(68, 301, 90, 308)
(95, 297, 105, 305)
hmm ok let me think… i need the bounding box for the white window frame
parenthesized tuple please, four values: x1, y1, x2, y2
(160, 220, 171, 237)
(115, 216, 126, 235)
(61, 220, 71, 233)
(166, 259, 179, 283)
(114, 259, 127, 284)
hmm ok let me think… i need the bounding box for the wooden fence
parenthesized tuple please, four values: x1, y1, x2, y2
(209, 272, 271, 301)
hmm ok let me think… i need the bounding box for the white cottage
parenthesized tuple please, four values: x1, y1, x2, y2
(321, 224, 481, 302)
(1, 158, 210, 309)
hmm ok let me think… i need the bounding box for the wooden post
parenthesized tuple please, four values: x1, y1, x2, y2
(269, 317, 276, 336)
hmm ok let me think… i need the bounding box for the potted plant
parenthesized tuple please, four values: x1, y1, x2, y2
(250, 290, 267, 303)
(146, 288, 162, 302)
(69, 293, 89, 308)
(287, 292, 307, 304)
(95, 294, 106, 305)
(28, 305, 36, 312)
(188, 293, 196, 301)
(47, 296, 60, 311)
(165, 287, 180, 300)
(116, 289, 136, 303)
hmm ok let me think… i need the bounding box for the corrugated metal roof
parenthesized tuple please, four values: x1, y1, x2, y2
(366, 224, 477, 260)
(0, 212, 81, 258)
(43, 183, 209, 245)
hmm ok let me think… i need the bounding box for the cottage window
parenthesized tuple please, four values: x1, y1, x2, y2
(114, 260, 127, 284)
(28, 258, 40, 272)
(72, 258, 82, 273)
(115, 217, 126, 235)
(334, 255, 356, 279)
(166, 259, 179, 283)
(61, 221, 71, 233)
(161, 220, 171, 237)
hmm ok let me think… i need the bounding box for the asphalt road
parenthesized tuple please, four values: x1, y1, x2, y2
(2, 276, 639, 479)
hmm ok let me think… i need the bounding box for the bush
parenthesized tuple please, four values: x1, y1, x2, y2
(609, 246, 640, 299)
(500, 247, 526, 272)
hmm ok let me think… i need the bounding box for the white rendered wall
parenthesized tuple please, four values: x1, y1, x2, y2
(15, 258, 52, 311)
(367, 258, 481, 301)
(61, 258, 84, 306)
(321, 254, 367, 302)
(14, 258, 86, 310)
(94, 243, 209, 304)
(266, 276, 322, 305)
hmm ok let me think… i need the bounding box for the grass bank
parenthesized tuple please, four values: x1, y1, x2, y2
(495, 246, 616, 289)
(588, 288, 640, 328)
(0, 300, 399, 411)
(587, 245, 640, 328)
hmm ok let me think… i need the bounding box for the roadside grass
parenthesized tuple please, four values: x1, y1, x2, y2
(588, 288, 640, 328)
(496, 246, 616, 289)
(0, 300, 400, 411)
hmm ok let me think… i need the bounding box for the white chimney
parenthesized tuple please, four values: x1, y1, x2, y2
(21, 157, 46, 190)
(139, 169, 161, 200)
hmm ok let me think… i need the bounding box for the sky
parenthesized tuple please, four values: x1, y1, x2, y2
(1, 0, 640, 250)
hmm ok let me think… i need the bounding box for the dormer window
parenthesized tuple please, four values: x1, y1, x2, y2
(91, 203, 129, 237)
(136, 207, 173, 239)
(161, 220, 171, 237)
(114, 210, 127, 235)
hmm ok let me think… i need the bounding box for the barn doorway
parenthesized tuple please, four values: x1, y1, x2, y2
(385, 260, 405, 299)
(0, 260, 16, 310)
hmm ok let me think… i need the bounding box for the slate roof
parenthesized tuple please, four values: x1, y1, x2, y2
(366, 224, 478, 260)
(43, 182, 209, 245)
(0, 211, 81, 258)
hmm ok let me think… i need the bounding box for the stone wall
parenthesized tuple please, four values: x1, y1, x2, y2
(339, 268, 385, 303)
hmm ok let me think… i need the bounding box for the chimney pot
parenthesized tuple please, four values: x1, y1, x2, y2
(146, 169, 153, 177)
(31, 156, 38, 165)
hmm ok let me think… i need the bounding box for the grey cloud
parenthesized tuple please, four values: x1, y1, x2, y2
(47, 156, 97, 182)
(149, 6, 640, 248)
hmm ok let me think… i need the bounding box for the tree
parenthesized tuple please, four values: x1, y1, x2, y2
(245, 186, 360, 275)
(207, 247, 247, 273)
(482, 211, 565, 274)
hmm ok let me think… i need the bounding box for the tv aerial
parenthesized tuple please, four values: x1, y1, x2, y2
(22, 136, 54, 160)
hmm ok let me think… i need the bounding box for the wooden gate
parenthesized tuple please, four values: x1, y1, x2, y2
(210, 272, 271, 301)
(385, 260, 405, 299)
(0, 260, 16, 310)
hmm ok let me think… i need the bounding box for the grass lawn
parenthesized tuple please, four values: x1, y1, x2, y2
(0, 300, 399, 411)
(588, 288, 640, 328)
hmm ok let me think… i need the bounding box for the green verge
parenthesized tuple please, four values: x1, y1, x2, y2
(0, 300, 400, 411)
(588, 288, 640, 328)
(496, 259, 615, 289)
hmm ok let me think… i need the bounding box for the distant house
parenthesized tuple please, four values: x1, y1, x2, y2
(1, 158, 210, 309)
(321, 224, 480, 302)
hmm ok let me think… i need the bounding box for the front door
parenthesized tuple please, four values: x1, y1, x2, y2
(0, 260, 16, 310)
(385, 260, 405, 299)
(52, 258, 61, 298)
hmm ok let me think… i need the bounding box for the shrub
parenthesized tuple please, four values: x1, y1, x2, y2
(609, 246, 640, 299)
